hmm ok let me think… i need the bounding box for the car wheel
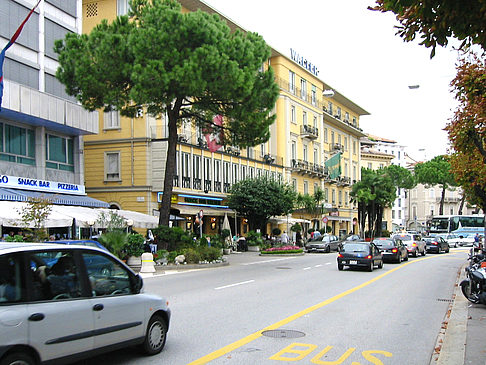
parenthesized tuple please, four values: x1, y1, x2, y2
(368, 262, 374, 272)
(0, 352, 35, 365)
(141, 314, 168, 355)
(445, 246, 450, 253)
(337, 263, 344, 271)
(455, 243, 458, 248)
(378, 260, 383, 269)
(326, 246, 331, 253)
(413, 250, 418, 257)
(397, 255, 402, 264)
(422, 248, 426, 256)
(404, 254, 409, 261)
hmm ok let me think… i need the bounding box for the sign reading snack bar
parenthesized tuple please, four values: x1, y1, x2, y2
(0, 175, 86, 195)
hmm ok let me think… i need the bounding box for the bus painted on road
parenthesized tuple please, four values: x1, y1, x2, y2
(429, 214, 485, 237)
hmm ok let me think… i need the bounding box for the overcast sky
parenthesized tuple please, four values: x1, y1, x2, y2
(203, 0, 461, 161)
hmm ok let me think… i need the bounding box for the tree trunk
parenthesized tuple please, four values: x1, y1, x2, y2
(376, 205, 383, 237)
(458, 194, 465, 215)
(158, 99, 182, 227)
(439, 186, 446, 215)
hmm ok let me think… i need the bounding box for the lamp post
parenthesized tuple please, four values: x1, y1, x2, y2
(126, 219, 134, 234)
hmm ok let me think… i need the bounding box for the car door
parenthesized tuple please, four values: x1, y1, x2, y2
(81, 251, 146, 349)
(0, 253, 29, 353)
(26, 250, 94, 362)
(329, 236, 339, 251)
(371, 243, 381, 265)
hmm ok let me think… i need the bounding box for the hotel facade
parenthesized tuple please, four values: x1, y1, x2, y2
(81, 0, 369, 238)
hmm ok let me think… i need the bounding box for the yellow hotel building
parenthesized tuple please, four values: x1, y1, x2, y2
(82, 0, 369, 238)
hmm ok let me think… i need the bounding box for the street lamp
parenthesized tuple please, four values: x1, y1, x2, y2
(323, 89, 335, 97)
(126, 219, 134, 234)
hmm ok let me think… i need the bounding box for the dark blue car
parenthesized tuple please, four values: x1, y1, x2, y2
(45, 240, 108, 251)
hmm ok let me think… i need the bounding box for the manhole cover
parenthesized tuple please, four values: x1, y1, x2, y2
(437, 298, 453, 303)
(276, 267, 291, 270)
(262, 329, 305, 338)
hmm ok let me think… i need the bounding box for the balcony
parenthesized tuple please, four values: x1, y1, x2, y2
(182, 177, 191, 189)
(263, 154, 275, 164)
(225, 146, 240, 156)
(300, 124, 318, 139)
(223, 182, 231, 193)
(332, 143, 343, 152)
(291, 159, 328, 178)
(214, 181, 222, 192)
(178, 134, 189, 143)
(197, 137, 208, 149)
(204, 180, 212, 192)
(193, 178, 202, 190)
(173, 175, 179, 187)
(337, 176, 351, 186)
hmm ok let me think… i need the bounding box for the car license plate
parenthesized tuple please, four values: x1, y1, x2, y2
(350, 260, 358, 265)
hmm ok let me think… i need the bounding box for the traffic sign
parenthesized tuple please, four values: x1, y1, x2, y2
(322, 216, 328, 224)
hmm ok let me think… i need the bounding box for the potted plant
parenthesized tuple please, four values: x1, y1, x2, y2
(246, 231, 263, 252)
(125, 233, 145, 266)
(221, 229, 232, 254)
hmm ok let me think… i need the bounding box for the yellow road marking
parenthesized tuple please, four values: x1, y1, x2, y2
(187, 253, 461, 365)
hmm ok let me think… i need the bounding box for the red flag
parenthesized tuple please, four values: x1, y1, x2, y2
(205, 115, 224, 152)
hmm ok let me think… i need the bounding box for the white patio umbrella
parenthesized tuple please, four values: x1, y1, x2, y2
(223, 213, 232, 250)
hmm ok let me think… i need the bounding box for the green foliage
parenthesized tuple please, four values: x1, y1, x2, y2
(414, 155, 457, 215)
(370, 0, 486, 57)
(154, 249, 168, 261)
(272, 228, 281, 236)
(181, 246, 222, 263)
(246, 230, 263, 246)
(152, 226, 193, 251)
(55, 0, 279, 227)
(290, 223, 302, 233)
(228, 176, 296, 232)
(261, 249, 303, 255)
(221, 229, 231, 239)
(446, 54, 486, 214)
(125, 233, 145, 257)
(95, 211, 127, 232)
(17, 196, 53, 242)
(183, 248, 202, 264)
(98, 230, 128, 258)
(5, 235, 24, 242)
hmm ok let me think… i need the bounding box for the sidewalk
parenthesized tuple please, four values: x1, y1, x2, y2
(432, 262, 486, 365)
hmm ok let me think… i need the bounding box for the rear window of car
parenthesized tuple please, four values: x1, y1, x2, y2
(393, 235, 411, 241)
(342, 243, 369, 252)
(373, 240, 394, 246)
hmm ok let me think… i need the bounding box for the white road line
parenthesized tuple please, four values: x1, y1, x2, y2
(325, 262, 332, 265)
(215, 280, 255, 290)
(242, 257, 297, 265)
(315, 264, 323, 268)
(303, 267, 312, 270)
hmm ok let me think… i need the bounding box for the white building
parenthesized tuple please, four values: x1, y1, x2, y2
(0, 0, 106, 237)
(366, 134, 407, 231)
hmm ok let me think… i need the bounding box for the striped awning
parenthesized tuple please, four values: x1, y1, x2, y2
(0, 188, 109, 208)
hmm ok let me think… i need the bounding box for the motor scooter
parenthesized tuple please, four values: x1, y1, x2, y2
(460, 249, 486, 304)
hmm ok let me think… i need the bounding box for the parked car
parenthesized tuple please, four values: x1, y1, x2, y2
(337, 241, 383, 272)
(435, 233, 462, 248)
(373, 238, 408, 263)
(0, 243, 170, 365)
(45, 239, 109, 251)
(305, 234, 341, 253)
(391, 233, 426, 257)
(424, 236, 450, 253)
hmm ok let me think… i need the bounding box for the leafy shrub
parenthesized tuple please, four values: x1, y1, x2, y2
(152, 226, 192, 251)
(125, 233, 145, 257)
(290, 223, 302, 232)
(183, 248, 202, 264)
(246, 230, 263, 246)
(199, 246, 222, 262)
(154, 249, 168, 261)
(98, 230, 128, 258)
(272, 227, 281, 236)
(221, 229, 231, 239)
(167, 250, 183, 263)
(5, 235, 24, 242)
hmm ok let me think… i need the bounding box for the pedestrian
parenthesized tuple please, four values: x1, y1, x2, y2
(281, 231, 289, 244)
(313, 229, 321, 239)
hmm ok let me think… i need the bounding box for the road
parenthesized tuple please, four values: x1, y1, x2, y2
(82, 248, 467, 365)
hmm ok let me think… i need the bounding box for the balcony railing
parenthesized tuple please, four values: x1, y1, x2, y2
(193, 178, 202, 190)
(223, 182, 231, 193)
(300, 124, 318, 139)
(173, 175, 179, 187)
(204, 180, 212, 192)
(182, 177, 191, 189)
(214, 181, 222, 192)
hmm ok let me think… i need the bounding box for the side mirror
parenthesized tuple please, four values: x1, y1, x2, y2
(133, 274, 144, 294)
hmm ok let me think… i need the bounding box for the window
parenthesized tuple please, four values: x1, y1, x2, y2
(223, 162, 230, 184)
(392, 210, 395, 219)
(28, 251, 82, 301)
(314, 183, 319, 194)
(332, 189, 336, 204)
(249, 166, 254, 179)
(344, 137, 348, 151)
(291, 141, 297, 160)
(232, 163, 238, 184)
(292, 178, 297, 191)
(303, 144, 308, 161)
(331, 131, 335, 146)
(353, 141, 356, 155)
(325, 188, 329, 202)
(398, 151, 401, 159)
(314, 148, 318, 164)
(379, 163, 384, 169)
(398, 210, 402, 219)
(328, 102, 333, 116)
(302, 111, 307, 125)
(311, 85, 317, 105)
(352, 117, 357, 126)
(323, 128, 328, 143)
(289, 71, 295, 94)
(46, 134, 74, 171)
(430, 205, 435, 216)
(353, 166, 357, 181)
(345, 192, 349, 206)
(214, 159, 221, 182)
(345, 112, 349, 122)
(204, 157, 211, 190)
(82, 252, 132, 296)
(105, 151, 121, 181)
(450, 207, 454, 215)
(429, 188, 435, 198)
(193, 155, 201, 189)
(344, 163, 348, 177)
(291, 105, 296, 123)
(0, 254, 23, 303)
(247, 147, 254, 159)
(336, 107, 342, 119)
(0, 123, 35, 165)
(398, 198, 401, 207)
(303, 180, 308, 194)
(339, 191, 342, 206)
(117, 0, 131, 15)
(368, 163, 372, 169)
(313, 116, 317, 129)
(300, 78, 307, 100)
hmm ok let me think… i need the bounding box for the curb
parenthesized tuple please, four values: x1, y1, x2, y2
(430, 262, 468, 365)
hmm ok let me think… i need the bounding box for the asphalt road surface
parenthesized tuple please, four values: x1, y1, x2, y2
(80, 248, 467, 365)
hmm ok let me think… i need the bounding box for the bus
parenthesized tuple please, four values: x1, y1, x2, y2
(429, 214, 485, 237)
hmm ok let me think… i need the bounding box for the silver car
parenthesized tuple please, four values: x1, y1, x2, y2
(0, 243, 170, 365)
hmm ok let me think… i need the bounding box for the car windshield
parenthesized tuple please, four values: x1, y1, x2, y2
(342, 243, 369, 252)
(373, 240, 394, 246)
(393, 235, 411, 241)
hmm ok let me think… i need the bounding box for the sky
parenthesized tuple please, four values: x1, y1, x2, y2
(202, 0, 462, 161)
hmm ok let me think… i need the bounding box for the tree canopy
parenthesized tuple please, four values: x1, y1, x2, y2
(294, 188, 327, 229)
(370, 0, 486, 57)
(227, 176, 296, 233)
(414, 155, 457, 215)
(54, 0, 279, 226)
(445, 54, 486, 215)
